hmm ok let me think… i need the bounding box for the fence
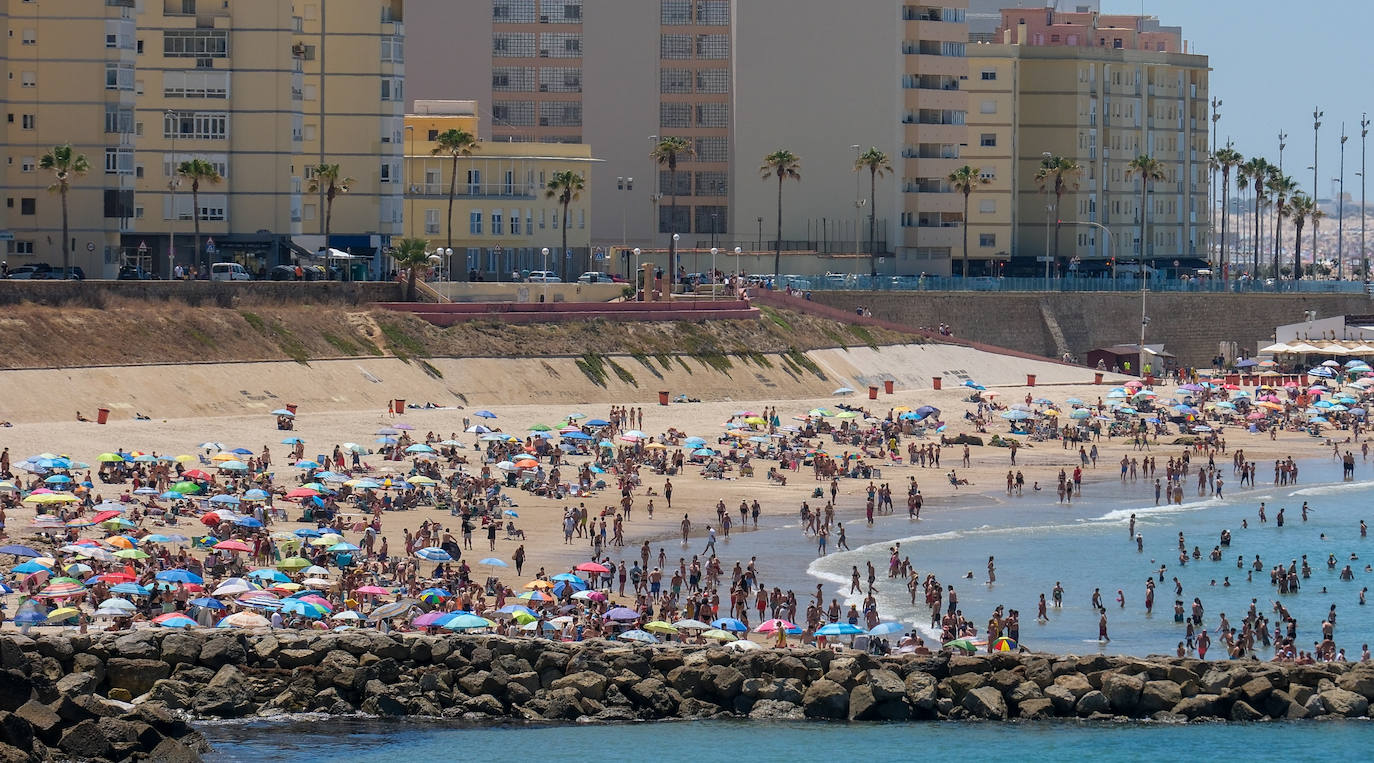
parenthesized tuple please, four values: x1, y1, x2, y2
(769, 274, 1370, 295)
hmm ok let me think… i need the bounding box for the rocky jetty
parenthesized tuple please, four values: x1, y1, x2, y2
(3, 631, 1373, 760)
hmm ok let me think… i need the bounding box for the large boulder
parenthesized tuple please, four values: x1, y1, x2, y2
(1075, 690, 1110, 716)
(112, 632, 161, 660)
(57, 718, 112, 760)
(1336, 670, 1374, 700)
(192, 665, 255, 717)
(703, 665, 745, 700)
(749, 699, 805, 720)
(1052, 673, 1093, 700)
(904, 672, 938, 713)
(801, 679, 849, 719)
(1318, 688, 1369, 718)
(1238, 675, 1274, 704)
(961, 686, 1008, 720)
(1044, 684, 1078, 715)
(198, 636, 247, 668)
(1017, 697, 1055, 719)
(1101, 672, 1144, 714)
(550, 671, 608, 701)
(1138, 680, 1182, 714)
(864, 669, 907, 703)
(1173, 694, 1222, 719)
(1229, 699, 1264, 721)
(13, 700, 61, 745)
(105, 658, 170, 698)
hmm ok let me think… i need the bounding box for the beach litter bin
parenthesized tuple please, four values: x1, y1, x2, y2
(393, 399, 405, 414)
(658, 391, 670, 406)
(869, 386, 879, 400)
(932, 376, 942, 390)
(1026, 374, 1036, 387)
(96, 408, 110, 425)
(1094, 372, 1104, 385)
(285, 404, 298, 414)
(884, 380, 894, 394)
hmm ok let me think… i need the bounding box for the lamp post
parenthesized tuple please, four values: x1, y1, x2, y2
(671, 233, 680, 290)
(1363, 114, 1370, 284)
(757, 217, 763, 252)
(541, 247, 550, 302)
(1042, 151, 1053, 284)
(439, 247, 453, 281)
(851, 144, 866, 279)
(1314, 108, 1324, 267)
(166, 110, 179, 277)
(1339, 126, 1348, 279)
(617, 176, 633, 261)
(710, 247, 718, 301)
(1211, 98, 1222, 270)
(404, 124, 415, 233)
(1067, 220, 1116, 278)
(632, 247, 641, 297)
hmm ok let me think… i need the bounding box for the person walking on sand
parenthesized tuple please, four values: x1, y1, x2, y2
(680, 514, 692, 543)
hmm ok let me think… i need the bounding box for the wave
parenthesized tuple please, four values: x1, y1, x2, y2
(1290, 480, 1374, 497)
(1091, 497, 1223, 523)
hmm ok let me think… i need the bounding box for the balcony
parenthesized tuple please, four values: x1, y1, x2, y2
(905, 87, 966, 112)
(407, 181, 536, 200)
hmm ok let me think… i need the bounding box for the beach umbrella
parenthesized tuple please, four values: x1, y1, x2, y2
(867, 622, 906, 636)
(478, 557, 509, 568)
(618, 629, 659, 644)
(46, 607, 80, 622)
(993, 636, 1018, 652)
(95, 453, 126, 463)
(368, 600, 417, 621)
(412, 611, 456, 628)
(497, 604, 539, 619)
(816, 622, 866, 637)
(280, 599, 330, 619)
(190, 597, 226, 610)
(943, 638, 978, 653)
(97, 597, 136, 614)
(643, 620, 679, 634)
(34, 581, 86, 598)
(444, 614, 496, 631)
(517, 590, 551, 602)
(710, 617, 748, 632)
(604, 607, 640, 621)
(672, 618, 713, 631)
(247, 568, 291, 583)
(277, 557, 313, 569)
(696, 629, 736, 642)
(152, 613, 197, 628)
(755, 619, 801, 634)
(569, 590, 606, 602)
(213, 540, 252, 553)
(155, 569, 203, 584)
(331, 611, 365, 622)
(354, 585, 391, 595)
(212, 579, 257, 596)
(414, 547, 452, 562)
(109, 582, 152, 597)
(0, 544, 42, 558)
(575, 562, 610, 574)
(217, 612, 272, 629)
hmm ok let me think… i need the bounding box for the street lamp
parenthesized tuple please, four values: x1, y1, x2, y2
(734, 246, 742, 281)
(672, 234, 680, 290)
(541, 247, 551, 302)
(710, 247, 718, 301)
(1362, 114, 1370, 284)
(617, 176, 633, 260)
(1042, 151, 1053, 283)
(632, 247, 642, 297)
(166, 110, 179, 277)
(437, 247, 452, 281)
(1339, 126, 1348, 279)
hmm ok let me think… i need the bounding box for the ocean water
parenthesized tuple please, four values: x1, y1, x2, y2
(810, 454, 1374, 656)
(202, 718, 1371, 761)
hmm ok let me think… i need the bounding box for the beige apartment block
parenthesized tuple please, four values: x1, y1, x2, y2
(3, 0, 138, 276)
(401, 101, 598, 279)
(967, 17, 1208, 275)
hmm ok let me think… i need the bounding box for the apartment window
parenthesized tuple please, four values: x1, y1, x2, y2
(540, 32, 581, 57)
(697, 0, 729, 25)
(21, 114, 36, 130)
(424, 209, 440, 235)
(104, 148, 134, 175)
(696, 68, 728, 93)
(551, 210, 558, 229)
(941, 42, 966, 56)
(539, 209, 546, 229)
(539, 67, 582, 93)
(380, 162, 393, 184)
(163, 30, 228, 58)
(105, 19, 134, 49)
(979, 100, 996, 114)
(492, 66, 535, 92)
(661, 69, 691, 94)
(20, 157, 34, 173)
(979, 133, 996, 147)
(979, 199, 996, 214)
(693, 137, 726, 163)
(543, 0, 582, 22)
(694, 172, 728, 196)
(163, 71, 230, 98)
(1113, 38, 1123, 49)
(979, 169, 995, 182)
(466, 170, 483, 195)
(526, 209, 533, 233)
(980, 69, 996, 81)
(696, 34, 729, 59)
(510, 208, 521, 235)
(470, 209, 483, 235)
(539, 103, 581, 127)
(20, 72, 35, 88)
(493, 33, 535, 57)
(493, 0, 535, 23)
(660, 103, 690, 129)
(380, 35, 404, 62)
(492, 100, 535, 126)
(104, 189, 134, 219)
(8, 241, 34, 255)
(578, 209, 584, 229)
(660, 34, 691, 60)
(198, 196, 226, 221)
(695, 206, 726, 233)
(492, 209, 504, 235)
(105, 63, 134, 90)
(658, 170, 691, 196)
(104, 106, 134, 134)
(661, 0, 691, 24)
(380, 77, 403, 101)
(696, 103, 728, 128)
(21, 29, 35, 45)
(163, 153, 227, 179)
(164, 111, 227, 140)
(20, 198, 36, 216)
(979, 234, 996, 247)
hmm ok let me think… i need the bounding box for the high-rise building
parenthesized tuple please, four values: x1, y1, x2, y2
(967, 1, 1101, 41)
(965, 9, 1208, 274)
(410, 0, 972, 275)
(1, 0, 403, 278)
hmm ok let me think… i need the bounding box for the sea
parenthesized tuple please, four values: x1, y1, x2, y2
(204, 450, 1374, 758)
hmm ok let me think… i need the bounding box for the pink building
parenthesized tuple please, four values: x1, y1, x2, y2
(994, 8, 1186, 53)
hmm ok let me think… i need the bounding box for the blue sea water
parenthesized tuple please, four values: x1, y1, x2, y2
(202, 717, 1370, 762)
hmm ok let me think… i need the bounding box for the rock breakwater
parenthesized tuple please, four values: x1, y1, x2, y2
(2, 631, 1372, 760)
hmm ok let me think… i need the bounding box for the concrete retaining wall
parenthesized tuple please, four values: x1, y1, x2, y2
(0, 281, 402, 308)
(810, 291, 1374, 367)
(430, 282, 624, 303)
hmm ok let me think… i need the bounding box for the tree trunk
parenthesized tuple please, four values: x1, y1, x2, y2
(324, 186, 334, 249)
(1140, 180, 1148, 275)
(1294, 220, 1304, 279)
(1272, 197, 1282, 278)
(869, 167, 878, 278)
(192, 181, 202, 277)
(773, 174, 783, 283)
(1053, 182, 1064, 264)
(60, 188, 70, 274)
(668, 162, 678, 291)
(1252, 189, 1260, 277)
(1311, 219, 1320, 276)
(560, 200, 570, 280)
(448, 155, 459, 280)
(961, 190, 971, 277)
(1220, 170, 1229, 279)
(407, 266, 418, 302)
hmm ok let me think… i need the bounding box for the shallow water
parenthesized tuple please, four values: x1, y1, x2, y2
(202, 717, 1372, 761)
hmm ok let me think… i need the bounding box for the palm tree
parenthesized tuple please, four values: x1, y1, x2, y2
(650, 137, 694, 289)
(760, 149, 802, 282)
(947, 165, 989, 278)
(306, 163, 353, 249)
(38, 144, 90, 274)
(853, 147, 891, 277)
(1288, 192, 1318, 279)
(392, 237, 431, 301)
(545, 170, 585, 280)
(1237, 157, 1271, 277)
(1126, 155, 1166, 275)
(1033, 156, 1084, 264)
(1213, 145, 1244, 278)
(176, 159, 222, 275)
(431, 128, 480, 280)
(1267, 172, 1297, 278)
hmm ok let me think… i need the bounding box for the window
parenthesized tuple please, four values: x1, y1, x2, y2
(380, 77, 403, 101)
(539, 103, 581, 127)
(696, 34, 729, 59)
(20, 198, 36, 216)
(21, 114, 35, 130)
(104, 189, 134, 219)
(539, 32, 581, 57)
(20, 157, 34, 173)
(578, 209, 584, 229)
(492, 101, 535, 126)
(105, 63, 134, 90)
(492, 66, 535, 91)
(979, 199, 996, 214)
(493, 33, 535, 57)
(979, 169, 995, 182)
(660, 103, 690, 129)
(658, 170, 691, 196)
(380, 162, 393, 184)
(424, 209, 440, 235)
(104, 148, 134, 175)
(694, 171, 727, 196)
(21, 29, 35, 45)
(163, 153, 227, 180)
(661, 69, 691, 94)
(979, 133, 996, 147)
(695, 137, 727, 163)
(8, 241, 34, 255)
(661, 0, 691, 24)
(492, 209, 504, 235)
(979, 100, 996, 114)
(493, 0, 536, 23)
(467, 169, 482, 194)
(163, 30, 228, 58)
(510, 208, 522, 235)
(164, 111, 228, 140)
(539, 67, 582, 93)
(105, 105, 134, 134)
(696, 69, 728, 93)
(979, 234, 996, 247)
(163, 71, 230, 98)
(980, 69, 996, 81)
(694, 205, 726, 233)
(20, 71, 35, 87)
(697, 0, 729, 24)
(696, 103, 728, 128)
(470, 209, 483, 235)
(660, 34, 691, 59)
(380, 35, 404, 62)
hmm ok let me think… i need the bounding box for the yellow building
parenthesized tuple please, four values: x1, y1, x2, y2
(2, 0, 404, 278)
(403, 101, 598, 279)
(967, 19, 1209, 276)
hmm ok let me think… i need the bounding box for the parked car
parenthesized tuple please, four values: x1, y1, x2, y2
(5, 265, 44, 279)
(209, 262, 252, 281)
(6, 263, 83, 280)
(576, 271, 618, 284)
(117, 265, 157, 280)
(527, 270, 562, 283)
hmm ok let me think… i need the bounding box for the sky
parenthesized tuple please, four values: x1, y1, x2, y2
(1102, 0, 1374, 201)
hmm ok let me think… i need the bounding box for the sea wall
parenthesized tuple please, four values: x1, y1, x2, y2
(2, 631, 1373, 760)
(809, 291, 1374, 367)
(0, 280, 402, 308)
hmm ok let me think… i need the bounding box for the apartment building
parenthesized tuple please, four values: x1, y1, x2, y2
(965, 10, 1209, 275)
(1, 0, 402, 278)
(401, 101, 597, 279)
(411, 0, 971, 274)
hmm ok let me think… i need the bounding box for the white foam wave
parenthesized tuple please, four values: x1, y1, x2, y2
(1091, 497, 1221, 523)
(1291, 480, 1374, 497)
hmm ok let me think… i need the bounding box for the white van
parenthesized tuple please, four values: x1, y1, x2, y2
(210, 262, 252, 281)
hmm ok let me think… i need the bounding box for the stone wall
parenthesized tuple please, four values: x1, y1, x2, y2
(0, 281, 402, 308)
(2, 630, 1374, 761)
(811, 291, 1374, 367)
